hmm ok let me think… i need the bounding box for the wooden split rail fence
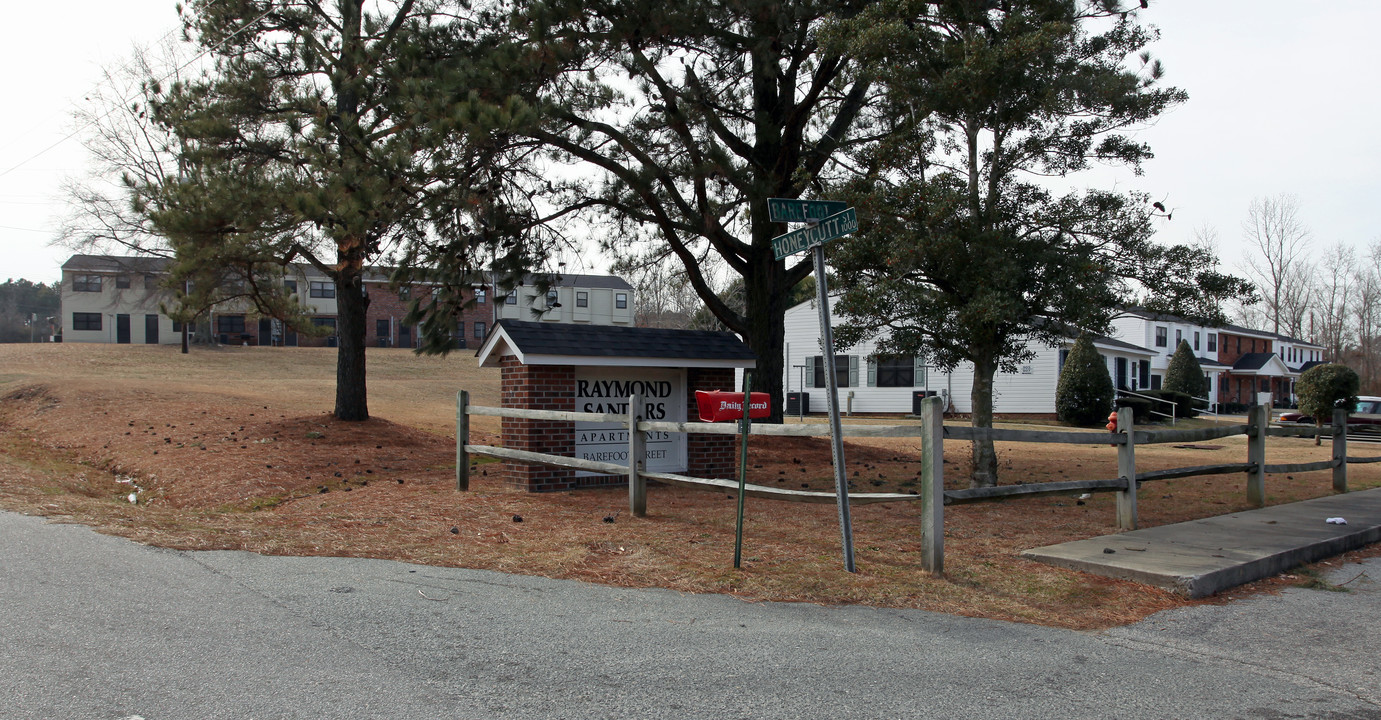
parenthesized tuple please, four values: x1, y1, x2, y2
(455, 391, 1379, 574)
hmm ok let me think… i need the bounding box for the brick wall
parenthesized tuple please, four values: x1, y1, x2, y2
(1216, 332, 1272, 366)
(686, 367, 738, 479)
(499, 358, 576, 491)
(364, 281, 496, 349)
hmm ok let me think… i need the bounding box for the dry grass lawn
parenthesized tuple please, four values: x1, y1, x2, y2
(2, 343, 1378, 630)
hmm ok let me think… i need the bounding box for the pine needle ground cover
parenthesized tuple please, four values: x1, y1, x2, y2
(2, 344, 1377, 630)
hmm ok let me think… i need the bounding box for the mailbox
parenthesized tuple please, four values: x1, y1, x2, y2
(695, 391, 771, 422)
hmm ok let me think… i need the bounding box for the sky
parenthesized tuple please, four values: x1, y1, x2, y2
(1, 2, 1378, 285)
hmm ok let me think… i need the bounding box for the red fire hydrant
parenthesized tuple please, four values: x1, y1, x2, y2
(1105, 411, 1118, 433)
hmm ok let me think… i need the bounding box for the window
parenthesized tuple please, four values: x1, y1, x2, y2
(546, 289, 559, 306)
(311, 317, 336, 331)
(811, 355, 853, 388)
(874, 355, 915, 387)
(505, 292, 517, 305)
(376, 319, 389, 337)
(1193, 331, 1200, 351)
(1207, 333, 1217, 352)
(475, 288, 486, 303)
(615, 292, 628, 309)
(1058, 348, 1069, 374)
(1115, 357, 1129, 390)
(1236, 336, 1241, 354)
(309, 281, 336, 298)
(172, 320, 183, 333)
(115, 275, 131, 289)
(73, 274, 102, 292)
(216, 315, 246, 334)
(1260, 378, 1270, 392)
(1154, 326, 1167, 347)
(72, 312, 101, 331)
(144, 274, 159, 290)
(285, 280, 298, 295)
(1150, 374, 1162, 390)
(474, 321, 486, 340)
(576, 291, 589, 308)
(1175, 329, 1182, 347)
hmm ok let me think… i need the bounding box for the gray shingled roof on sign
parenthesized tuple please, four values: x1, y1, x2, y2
(492, 319, 756, 361)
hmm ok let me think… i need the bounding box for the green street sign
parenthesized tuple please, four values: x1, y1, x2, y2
(771, 207, 857, 260)
(767, 198, 849, 224)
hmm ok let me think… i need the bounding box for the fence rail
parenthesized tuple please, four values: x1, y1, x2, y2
(456, 392, 1377, 575)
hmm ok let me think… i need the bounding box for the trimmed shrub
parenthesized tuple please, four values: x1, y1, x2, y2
(1297, 363, 1360, 424)
(1057, 335, 1115, 426)
(1115, 396, 1153, 423)
(1141, 389, 1197, 421)
(1163, 340, 1207, 416)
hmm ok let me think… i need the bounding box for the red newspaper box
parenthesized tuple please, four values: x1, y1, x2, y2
(695, 390, 771, 422)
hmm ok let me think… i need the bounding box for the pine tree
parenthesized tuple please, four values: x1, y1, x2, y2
(520, 0, 876, 421)
(139, 0, 544, 420)
(825, 0, 1253, 486)
(1056, 336, 1114, 427)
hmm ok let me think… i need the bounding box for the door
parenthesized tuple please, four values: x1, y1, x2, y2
(144, 314, 159, 344)
(116, 314, 131, 344)
(258, 318, 273, 346)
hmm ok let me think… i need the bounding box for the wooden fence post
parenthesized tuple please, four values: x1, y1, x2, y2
(628, 392, 646, 517)
(1246, 404, 1267, 507)
(1333, 407, 1348, 493)
(920, 395, 945, 574)
(456, 389, 469, 492)
(1115, 405, 1137, 530)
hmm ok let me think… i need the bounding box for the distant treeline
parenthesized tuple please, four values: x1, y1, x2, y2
(0, 279, 60, 342)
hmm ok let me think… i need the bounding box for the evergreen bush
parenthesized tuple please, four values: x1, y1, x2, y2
(1056, 335, 1115, 426)
(1296, 364, 1360, 445)
(1162, 340, 1206, 417)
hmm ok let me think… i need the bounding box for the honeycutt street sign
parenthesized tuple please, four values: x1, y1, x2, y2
(767, 198, 848, 224)
(770, 207, 858, 260)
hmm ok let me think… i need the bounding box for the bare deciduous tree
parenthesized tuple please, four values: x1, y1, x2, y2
(55, 38, 193, 258)
(1314, 243, 1354, 359)
(1241, 194, 1312, 336)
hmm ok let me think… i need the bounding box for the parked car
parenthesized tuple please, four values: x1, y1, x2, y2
(1278, 395, 1381, 427)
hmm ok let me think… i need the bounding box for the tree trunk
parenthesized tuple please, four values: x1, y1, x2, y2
(334, 264, 370, 421)
(970, 356, 999, 487)
(744, 247, 789, 423)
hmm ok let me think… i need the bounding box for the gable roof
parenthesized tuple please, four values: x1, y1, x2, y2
(1231, 352, 1294, 376)
(476, 319, 756, 369)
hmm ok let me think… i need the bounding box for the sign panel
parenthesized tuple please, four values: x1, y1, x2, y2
(767, 198, 849, 224)
(770, 207, 858, 260)
(694, 391, 771, 422)
(574, 367, 687, 476)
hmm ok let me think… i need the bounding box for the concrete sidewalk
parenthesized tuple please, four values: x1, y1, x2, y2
(1022, 487, 1381, 598)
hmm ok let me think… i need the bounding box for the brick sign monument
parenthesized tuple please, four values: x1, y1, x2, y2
(475, 320, 758, 491)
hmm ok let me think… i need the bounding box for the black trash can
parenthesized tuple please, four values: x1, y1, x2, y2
(786, 392, 809, 415)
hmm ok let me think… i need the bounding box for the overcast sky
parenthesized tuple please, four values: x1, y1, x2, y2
(2, 2, 1377, 285)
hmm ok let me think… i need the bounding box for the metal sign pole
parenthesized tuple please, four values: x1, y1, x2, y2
(812, 244, 856, 573)
(733, 370, 752, 569)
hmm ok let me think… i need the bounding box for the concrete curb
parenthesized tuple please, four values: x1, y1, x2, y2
(1022, 487, 1381, 597)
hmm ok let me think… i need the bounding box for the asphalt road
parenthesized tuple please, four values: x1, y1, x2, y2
(2, 510, 1378, 720)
